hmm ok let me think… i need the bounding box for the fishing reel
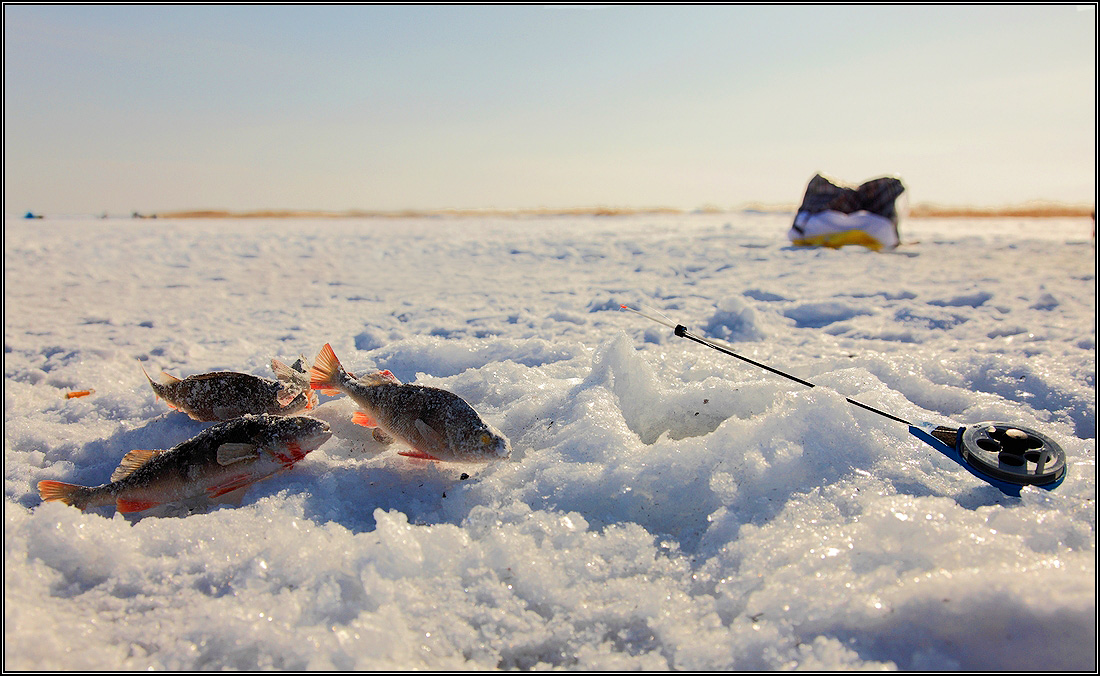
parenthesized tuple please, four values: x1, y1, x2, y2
(622, 304, 1071, 494)
(920, 421, 1067, 487)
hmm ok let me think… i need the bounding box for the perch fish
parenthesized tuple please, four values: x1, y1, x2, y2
(37, 414, 331, 514)
(271, 355, 320, 407)
(278, 353, 398, 443)
(144, 365, 312, 421)
(309, 343, 510, 463)
(276, 354, 400, 395)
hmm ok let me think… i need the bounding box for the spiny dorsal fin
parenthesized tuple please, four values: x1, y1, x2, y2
(111, 449, 162, 482)
(352, 411, 378, 428)
(357, 369, 401, 386)
(216, 442, 258, 466)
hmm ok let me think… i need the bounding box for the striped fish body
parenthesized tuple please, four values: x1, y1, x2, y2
(38, 414, 331, 514)
(348, 381, 510, 462)
(310, 343, 510, 463)
(145, 368, 311, 421)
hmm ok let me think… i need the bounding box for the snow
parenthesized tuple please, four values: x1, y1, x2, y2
(4, 212, 1096, 670)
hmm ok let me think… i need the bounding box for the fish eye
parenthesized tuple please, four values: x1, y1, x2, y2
(480, 433, 491, 445)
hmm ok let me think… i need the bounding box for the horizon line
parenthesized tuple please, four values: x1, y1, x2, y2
(12, 200, 1096, 221)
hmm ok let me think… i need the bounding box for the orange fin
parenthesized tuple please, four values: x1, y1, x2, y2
(38, 480, 83, 506)
(351, 411, 378, 428)
(208, 473, 254, 498)
(212, 485, 251, 506)
(65, 389, 95, 399)
(398, 450, 442, 461)
(117, 498, 162, 513)
(309, 343, 343, 391)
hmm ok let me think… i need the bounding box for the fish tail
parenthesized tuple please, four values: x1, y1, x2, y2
(271, 358, 307, 389)
(271, 357, 293, 379)
(140, 363, 175, 402)
(310, 343, 347, 392)
(38, 480, 97, 510)
(140, 363, 158, 390)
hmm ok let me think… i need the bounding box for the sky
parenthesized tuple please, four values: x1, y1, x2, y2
(3, 4, 1096, 215)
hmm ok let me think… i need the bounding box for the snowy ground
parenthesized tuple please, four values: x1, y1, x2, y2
(4, 212, 1095, 670)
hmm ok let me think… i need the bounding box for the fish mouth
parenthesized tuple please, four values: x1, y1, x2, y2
(297, 419, 333, 450)
(488, 435, 511, 459)
(308, 426, 334, 449)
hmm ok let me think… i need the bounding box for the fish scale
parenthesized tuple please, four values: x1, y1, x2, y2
(310, 343, 511, 463)
(144, 367, 312, 421)
(37, 414, 332, 514)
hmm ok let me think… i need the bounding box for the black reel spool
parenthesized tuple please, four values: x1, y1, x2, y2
(929, 422, 1066, 486)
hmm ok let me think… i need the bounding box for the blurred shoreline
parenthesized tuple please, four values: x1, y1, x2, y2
(150, 202, 1094, 220)
(13, 202, 1094, 221)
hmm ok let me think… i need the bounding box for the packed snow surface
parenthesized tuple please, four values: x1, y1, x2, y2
(4, 213, 1095, 670)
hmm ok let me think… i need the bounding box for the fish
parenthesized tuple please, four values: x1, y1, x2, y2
(37, 414, 332, 514)
(271, 355, 320, 408)
(351, 370, 402, 444)
(271, 355, 312, 389)
(281, 352, 400, 444)
(309, 343, 510, 463)
(276, 353, 400, 396)
(143, 365, 312, 421)
(354, 369, 402, 386)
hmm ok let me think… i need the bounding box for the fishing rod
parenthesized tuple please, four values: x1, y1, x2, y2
(621, 304, 1066, 494)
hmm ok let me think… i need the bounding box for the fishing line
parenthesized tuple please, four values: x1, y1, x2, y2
(621, 303, 1066, 492)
